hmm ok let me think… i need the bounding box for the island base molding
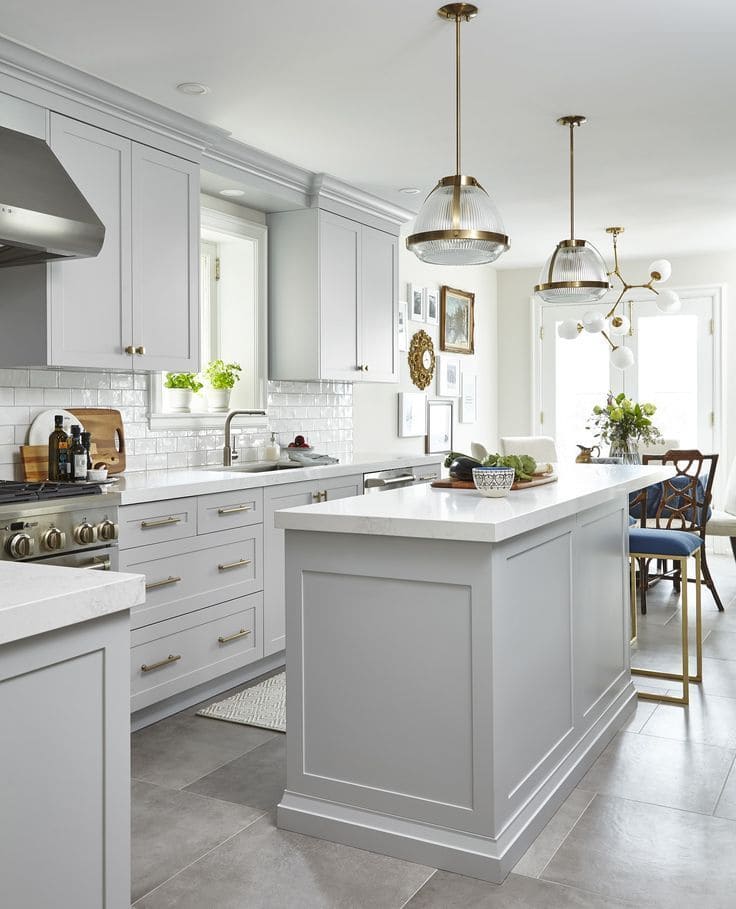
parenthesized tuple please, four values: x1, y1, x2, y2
(278, 496, 638, 883)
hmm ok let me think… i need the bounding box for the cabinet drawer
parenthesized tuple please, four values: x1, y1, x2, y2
(119, 498, 197, 549)
(119, 525, 263, 629)
(130, 593, 263, 711)
(197, 489, 263, 534)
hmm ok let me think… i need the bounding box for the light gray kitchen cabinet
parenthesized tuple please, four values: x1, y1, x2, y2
(268, 208, 398, 383)
(0, 112, 199, 371)
(0, 610, 130, 909)
(263, 473, 363, 656)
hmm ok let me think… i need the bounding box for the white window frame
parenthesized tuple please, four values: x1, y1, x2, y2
(149, 206, 269, 430)
(531, 284, 726, 464)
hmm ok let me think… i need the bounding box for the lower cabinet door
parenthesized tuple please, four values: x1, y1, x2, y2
(130, 593, 263, 711)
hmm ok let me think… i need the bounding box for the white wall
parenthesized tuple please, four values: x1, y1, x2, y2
(497, 250, 734, 490)
(353, 226, 499, 457)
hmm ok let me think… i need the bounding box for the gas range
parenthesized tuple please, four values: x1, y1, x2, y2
(0, 481, 120, 569)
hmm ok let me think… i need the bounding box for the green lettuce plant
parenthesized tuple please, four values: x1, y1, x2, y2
(164, 372, 202, 393)
(204, 360, 242, 390)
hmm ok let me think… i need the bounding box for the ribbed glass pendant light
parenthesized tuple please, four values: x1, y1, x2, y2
(534, 116, 610, 302)
(406, 4, 509, 266)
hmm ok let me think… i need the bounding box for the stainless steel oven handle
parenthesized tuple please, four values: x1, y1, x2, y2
(79, 556, 111, 571)
(364, 474, 415, 488)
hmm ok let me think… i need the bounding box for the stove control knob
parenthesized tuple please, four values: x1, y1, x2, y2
(73, 522, 98, 545)
(41, 527, 67, 551)
(97, 519, 118, 542)
(6, 532, 34, 560)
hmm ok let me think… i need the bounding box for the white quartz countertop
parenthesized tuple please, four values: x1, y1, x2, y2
(116, 452, 441, 505)
(0, 563, 145, 646)
(274, 463, 676, 543)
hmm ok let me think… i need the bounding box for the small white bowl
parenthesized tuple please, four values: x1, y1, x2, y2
(87, 468, 108, 482)
(472, 466, 515, 498)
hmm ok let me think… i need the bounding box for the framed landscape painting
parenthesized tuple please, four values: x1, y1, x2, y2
(440, 286, 475, 354)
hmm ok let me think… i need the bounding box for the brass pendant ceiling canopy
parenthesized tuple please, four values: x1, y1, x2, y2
(534, 116, 610, 303)
(406, 3, 509, 266)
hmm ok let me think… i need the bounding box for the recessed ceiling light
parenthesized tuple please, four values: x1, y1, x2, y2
(219, 189, 245, 197)
(399, 187, 421, 195)
(176, 82, 210, 95)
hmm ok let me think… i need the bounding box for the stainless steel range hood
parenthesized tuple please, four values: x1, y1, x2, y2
(0, 125, 105, 268)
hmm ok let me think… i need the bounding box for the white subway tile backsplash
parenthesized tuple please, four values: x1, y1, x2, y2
(0, 368, 353, 476)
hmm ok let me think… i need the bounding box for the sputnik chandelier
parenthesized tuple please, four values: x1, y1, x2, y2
(556, 226, 681, 370)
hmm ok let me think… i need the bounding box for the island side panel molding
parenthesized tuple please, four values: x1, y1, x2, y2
(284, 531, 495, 834)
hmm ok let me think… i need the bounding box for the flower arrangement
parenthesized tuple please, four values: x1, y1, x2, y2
(164, 372, 203, 393)
(587, 392, 662, 450)
(204, 359, 242, 390)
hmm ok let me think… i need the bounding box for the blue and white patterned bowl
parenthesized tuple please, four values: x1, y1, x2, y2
(472, 466, 516, 498)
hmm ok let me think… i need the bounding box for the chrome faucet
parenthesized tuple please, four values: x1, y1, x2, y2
(223, 410, 267, 466)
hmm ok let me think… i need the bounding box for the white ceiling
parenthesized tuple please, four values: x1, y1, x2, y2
(3, 0, 736, 268)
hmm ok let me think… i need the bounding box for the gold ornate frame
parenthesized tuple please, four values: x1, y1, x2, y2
(408, 330, 436, 390)
(440, 286, 475, 353)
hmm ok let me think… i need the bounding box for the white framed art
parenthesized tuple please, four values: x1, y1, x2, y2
(426, 399, 453, 454)
(425, 287, 439, 325)
(398, 301, 408, 352)
(437, 354, 460, 397)
(408, 283, 425, 321)
(460, 372, 477, 423)
(398, 391, 427, 437)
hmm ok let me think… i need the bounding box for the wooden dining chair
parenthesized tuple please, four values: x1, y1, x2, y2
(630, 449, 723, 612)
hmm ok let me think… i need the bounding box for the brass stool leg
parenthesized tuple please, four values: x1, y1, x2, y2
(629, 556, 638, 644)
(631, 549, 703, 706)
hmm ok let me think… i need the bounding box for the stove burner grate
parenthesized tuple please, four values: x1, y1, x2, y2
(0, 480, 103, 504)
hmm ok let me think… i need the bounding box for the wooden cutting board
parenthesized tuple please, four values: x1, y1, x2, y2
(432, 473, 558, 491)
(69, 408, 126, 474)
(20, 442, 116, 482)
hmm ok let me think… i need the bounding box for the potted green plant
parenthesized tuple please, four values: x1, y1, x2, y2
(164, 372, 203, 413)
(204, 359, 242, 412)
(587, 392, 662, 463)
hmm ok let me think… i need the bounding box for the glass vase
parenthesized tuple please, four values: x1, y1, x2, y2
(610, 439, 641, 465)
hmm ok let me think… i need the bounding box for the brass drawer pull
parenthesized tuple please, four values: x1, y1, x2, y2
(418, 473, 438, 481)
(218, 558, 252, 572)
(141, 516, 182, 529)
(141, 654, 181, 673)
(312, 490, 327, 502)
(218, 628, 251, 644)
(218, 504, 253, 515)
(145, 575, 182, 591)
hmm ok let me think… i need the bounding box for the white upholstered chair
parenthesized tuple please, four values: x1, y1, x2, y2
(640, 438, 681, 457)
(500, 436, 558, 464)
(707, 458, 736, 563)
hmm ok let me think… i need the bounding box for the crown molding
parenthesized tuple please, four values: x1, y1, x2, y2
(311, 174, 414, 233)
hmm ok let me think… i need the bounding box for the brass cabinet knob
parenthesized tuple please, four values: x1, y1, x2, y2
(135, 345, 146, 355)
(124, 345, 135, 354)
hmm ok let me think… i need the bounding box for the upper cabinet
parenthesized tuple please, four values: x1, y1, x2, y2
(269, 208, 398, 383)
(0, 113, 199, 371)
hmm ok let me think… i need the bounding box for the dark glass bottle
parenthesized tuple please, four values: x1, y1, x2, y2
(48, 415, 69, 481)
(70, 425, 87, 481)
(81, 431, 93, 470)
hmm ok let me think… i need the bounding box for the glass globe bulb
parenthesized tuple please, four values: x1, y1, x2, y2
(610, 346, 635, 370)
(649, 259, 672, 282)
(609, 314, 631, 336)
(558, 319, 581, 340)
(656, 288, 681, 313)
(534, 240, 610, 303)
(582, 310, 605, 333)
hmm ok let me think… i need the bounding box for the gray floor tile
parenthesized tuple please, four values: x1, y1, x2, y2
(405, 870, 634, 908)
(641, 687, 736, 749)
(620, 698, 657, 731)
(703, 629, 736, 661)
(543, 794, 736, 908)
(580, 731, 734, 813)
(131, 780, 262, 902)
(134, 812, 434, 909)
(184, 734, 286, 810)
(132, 713, 276, 789)
(512, 788, 595, 878)
(714, 757, 736, 820)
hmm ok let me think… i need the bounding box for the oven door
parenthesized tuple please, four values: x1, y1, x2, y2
(363, 468, 417, 493)
(31, 546, 118, 571)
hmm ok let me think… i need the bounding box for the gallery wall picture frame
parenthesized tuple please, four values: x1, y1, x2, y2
(425, 287, 440, 325)
(426, 399, 454, 454)
(398, 391, 427, 438)
(408, 283, 425, 321)
(460, 371, 477, 424)
(398, 301, 408, 352)
(440, 285, 475, 354)
(437, 354, 461, 397)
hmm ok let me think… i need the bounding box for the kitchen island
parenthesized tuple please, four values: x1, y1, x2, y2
(275, 464, 673, 883)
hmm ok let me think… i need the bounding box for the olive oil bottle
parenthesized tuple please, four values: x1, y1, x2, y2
(70, 424, 87, 481)
(48, 415, 69, 481)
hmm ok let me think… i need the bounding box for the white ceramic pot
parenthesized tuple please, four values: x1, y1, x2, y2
(207, 388, 231, 413)
(167, 387, 193, 413)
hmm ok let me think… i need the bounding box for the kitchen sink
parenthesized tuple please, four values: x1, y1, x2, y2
(203, 461, 304, 473)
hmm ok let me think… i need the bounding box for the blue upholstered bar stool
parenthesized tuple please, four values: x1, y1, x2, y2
(629, 527, 703, 706)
